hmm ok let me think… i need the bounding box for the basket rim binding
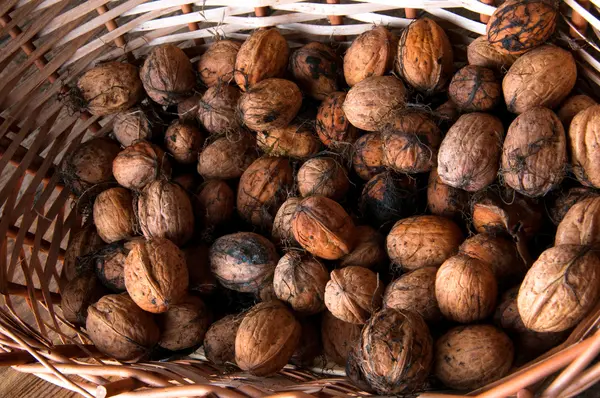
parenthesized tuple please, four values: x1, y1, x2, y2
(1, 1, 600, 397)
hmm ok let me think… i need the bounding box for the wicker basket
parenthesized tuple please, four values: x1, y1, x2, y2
(1, 0, 600, 397)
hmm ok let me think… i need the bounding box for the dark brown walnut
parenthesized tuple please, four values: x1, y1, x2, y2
(501, 107, 566, 197)
(63, 225, 104, 281)
(383, 267, 441, 323)
(257, 124, 320, 159)
(113, 107, 155, 147)
(234, 29, 289, 91)
(344, 26, 396, 87)
(158, 295, 211, 351)
(197, 130, 257, 179)
(352, 133, 385, 180)
(438, 112, 504, 192)
(124, 238, 189, 313)
(235, 300, 301, 376)
(556, 196, 600, 246)
(434, 99, 460, 125)
(272, 197, 301, 246)
(237, 156, 294, 229)
(386, 215, 463, 271)
(76, 62, 143, 116)
(113, 141, 171, 190)
(435, 254, 498, 323)
(297, 157, 349, 201)
(86, 293, 160, 362)
(397, 18, 454, 93)
(340, 226, 387, 269)
(195, 180, 234, 228)
(93, 187, 136, 243)
(140, 44, 195, 105)
(316, 92, 359, 150)
(290, 317, 322, 366)
(427, 167, 469, 219)
(292, 196, 356, 260)
(357, 309, 433, 394)
(381, 110, 442, 173)
(487, 0, 557, 55)
(238, 78, 302, 132)
(343, 76, 407, 132)
(569, 105, 600, 188)
(178, 95, 201, 122)
(61, 137, 120, 196)
(324, 266, 383, 324)
(92, 241, 133, 292)
(204, 314, 243, 365)
(321, 310, 361, 366)
(209, 232, 278, 293)
(197, 85, 241, 136)
(519, 245, 600, 332)
(459, 233, 525, 287)
(448, 65, 502, 112)
(503, 45, 577, 114)
(137, 180, 194, 246)
(558, 95, 596, 127)
(346, 346, 377, 394)
(360, 171, 418, 227)
(549, 186, 599, 225)
(172, 173, 199, 192)
(182, 243, 217, 295)
(61, 273, 106, 325)
(198, 39, 241, 87)
(467, 36, 518, 73)
(290, 42, 340, 100)
(164, 120, 203, 165)
(434, 325, 514, 390)
(273, 252, 329, 314)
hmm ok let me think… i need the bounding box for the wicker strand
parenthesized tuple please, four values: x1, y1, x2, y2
(570, 0, 590, 36)
(479, 0, 494, 23)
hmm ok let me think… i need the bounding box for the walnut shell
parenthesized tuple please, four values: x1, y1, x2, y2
(297, 157, 349, 201)
(238, 78, 302, 132)
(113, 141, 171, 190)
(518, 245, 600, 332)
(137, 180, 194, 246)
(343, 76, 407, 132)
(172, 173, 199, 192)
(324, 266, 383, 324)
(503, 45, 576, 114)
(197, 85, 241, 135)
(434, 99, 460, 125)
(197, 130, 257, 179)
(237, 156, 294, 229)
(64, 225, 104, 281)
(204, 314, 243, 365)
(272, 197, 301, 246)
(164, 121, 203, 165)
(555, 196, 600, 246)
(360, 171, 418, 226)
(124, 238, 189, 313)
(290, 317, 322, 366)
(113, 107, 155, 147)
(93, 242, 130, 292)
(198, 40, 241, 87)
(292, 196, 356, 260)
(549, 186, 599, 225)
(321, 310, 361, 366)
(209, 232, 278, 293)
(140, 44, 195, 105)
(383, 267, 441, 323)
(234, 29, 289, 91)
(558, 94, 596, 127)
(182, 243, 217, 295)
(448, 65, 502, 112)
(257, 124, 321, 159)
(435, 254, 498, 323)
(340, 226, 387, 269)
(397, 18, 454, 93)
(316, 92, 359, 150)
(61, 273, 106, 325)
(178, 95, 201, 122)
(381, 110, 442, 173)
(467, 36, 518, 73)
(77, 62, 143, 116)
(235, 300, 301, 376)
(344, 26, 396, 87)
(434, 325, 514, 390)
(93, 187, 136, 244)
(273, 252, 329, 314)
(86, 293, 160, 362)
(487, 0, 557, 55)
(290, 42, 340, 100)
(357, 309, 433, 394)
(352, 133, 385, 180)
(158, 295, 210, 351)
(569, 105, 600, 187)
(195, 180, 234, 228)
(386, 215, 463, 271)
(501, 107, 566, 197)
(438, 112, 504, 192)
(427, 167, 469, 219)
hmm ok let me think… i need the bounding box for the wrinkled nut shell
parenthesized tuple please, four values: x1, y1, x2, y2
(569, 105, 600, 188)
(93, 187, 136, 244)
(94, 243, 129, 293)
(257, 125, 321, 159)
(64, 225, 104, 281)
(113, 108, 154, 147)
(197, 130, 257, 180)
(316, 92, 359, 149)
(549, 186, 599, 226)
(352, 133, 385, 180)
(164, 121, 203, 165)
(290, 42, 340, 100)
(197, 85, 241, 136)
(558, 95, 596, 127)
(360, 172, 417, 227)
(427, 167, 469, 219)
(113, 141, 171, 190)
(555, 196, 600, 247)
(195, 180, 235, 228)
(344, 26, 396, 87)
(272, 197, 301, 246)
(384, 267, 441, 323)
(198, 40, 240, 87)
(467, 36, 517, 73)
(159, 295, 211, 351)
(297, 157, 349, 201)
(340, 226, 387, 269)
(204, 314, 243, 365)
(448, 65, 501, 112)
(61, 273, 106, 325)
(321, 310, 361, 366)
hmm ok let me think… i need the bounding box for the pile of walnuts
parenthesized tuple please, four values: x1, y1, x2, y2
(60, 0, 600, 393)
